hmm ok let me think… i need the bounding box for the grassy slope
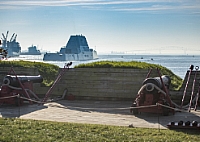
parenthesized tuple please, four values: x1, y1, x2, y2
(0, 118, 199, 142)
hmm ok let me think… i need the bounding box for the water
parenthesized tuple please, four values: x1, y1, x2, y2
(7, 54, 200, 79)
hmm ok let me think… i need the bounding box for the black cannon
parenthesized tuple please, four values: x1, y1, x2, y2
(3, 75, 43, 87)
(130, 69, 174, 116)
(142, 75, 171, 93)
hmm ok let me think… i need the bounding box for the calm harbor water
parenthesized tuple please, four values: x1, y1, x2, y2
(8, 54, 200, 79)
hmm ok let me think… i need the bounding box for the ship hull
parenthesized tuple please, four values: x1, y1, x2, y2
(21, 52, 41, 55)
(43, 50, 98, 61)
(7, 50, 20, 57)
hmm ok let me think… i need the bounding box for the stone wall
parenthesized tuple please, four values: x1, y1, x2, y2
(50, 68, 153, 100)
(1, 67, 199, 102)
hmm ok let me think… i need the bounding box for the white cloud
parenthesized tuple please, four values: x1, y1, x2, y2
(0, 0, 200, 14)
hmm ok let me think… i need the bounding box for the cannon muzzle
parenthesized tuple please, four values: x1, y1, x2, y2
(3, 75, 43, 87)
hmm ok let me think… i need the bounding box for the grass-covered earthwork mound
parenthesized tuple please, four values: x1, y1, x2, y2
(1, 60, 183, 90)
(75, 61, 183, 90)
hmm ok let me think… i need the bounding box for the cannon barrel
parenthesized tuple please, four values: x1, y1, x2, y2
(3, 75, 43, 87)
(142, 75, 171, 89)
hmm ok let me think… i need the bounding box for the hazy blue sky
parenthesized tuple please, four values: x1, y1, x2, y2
(1, 0, 200, 54)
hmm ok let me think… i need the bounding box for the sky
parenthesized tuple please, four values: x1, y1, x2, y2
(0, 0, 200, 55)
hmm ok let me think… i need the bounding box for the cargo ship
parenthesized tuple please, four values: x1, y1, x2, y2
(0, 31, 21, 57)
(43, 35, 98, 61)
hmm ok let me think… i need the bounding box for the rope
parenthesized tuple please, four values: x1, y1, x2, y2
(130, 104, 157, 109)
(2, 84, 23, 90)
(0, 94, 198, 116)
(171, 94, 198, 109)
(130, 102, 198, 114)
(156, 103, 189, 113)
(19, 96, 43, 104)
(0, 88, 198, 113)
(0, 93, 43, 104)
(0, 95, 19, 100)
(1, 84, 41, 101)
(0, 88, 67, 105)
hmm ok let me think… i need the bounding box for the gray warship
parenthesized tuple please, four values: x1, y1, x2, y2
(43, 35, 98, 61)
(0, 31, 21, 57)
(21, 45, 41, 55)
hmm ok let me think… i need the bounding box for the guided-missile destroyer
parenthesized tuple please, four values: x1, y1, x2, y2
(43, 35, 98, 61)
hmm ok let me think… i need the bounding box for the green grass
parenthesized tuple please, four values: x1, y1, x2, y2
(75, 61, 183, 90)
(0, 118, 199, 142)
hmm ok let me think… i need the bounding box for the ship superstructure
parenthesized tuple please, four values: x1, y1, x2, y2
(21, 45, 41, 55)
(43, 35, 98, 61)
(1, 31, 21, 57)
